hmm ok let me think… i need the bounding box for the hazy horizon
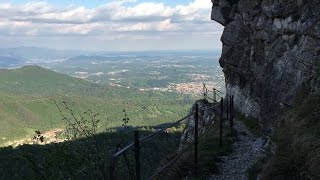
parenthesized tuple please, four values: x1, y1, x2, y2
(0, 45, 222, 53)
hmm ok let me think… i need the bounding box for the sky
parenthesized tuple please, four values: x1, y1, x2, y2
(0, 0, 223, 51)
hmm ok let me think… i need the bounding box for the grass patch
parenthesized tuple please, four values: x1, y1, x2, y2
(156, 121, 234, 179)
(261, 96, 320, 180)
(196, 131, 233, 178)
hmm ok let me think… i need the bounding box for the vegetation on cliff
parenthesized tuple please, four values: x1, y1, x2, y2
(259, 96, 320, 180)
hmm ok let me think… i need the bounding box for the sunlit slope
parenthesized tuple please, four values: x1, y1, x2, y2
(0, 65, 91, 96)
(0, 66, 192, 143)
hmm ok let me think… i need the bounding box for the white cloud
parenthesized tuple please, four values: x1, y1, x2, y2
(21, 1, 53, 13)
(113, 2, 173, 20)
(117, 19, 179, 32)
(0, 0, 223, 50)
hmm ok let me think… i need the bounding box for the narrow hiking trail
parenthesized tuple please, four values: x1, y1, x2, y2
(210, 120, 269, 180)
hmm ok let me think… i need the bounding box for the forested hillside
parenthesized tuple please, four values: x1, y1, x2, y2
(0, 66, 193, 145)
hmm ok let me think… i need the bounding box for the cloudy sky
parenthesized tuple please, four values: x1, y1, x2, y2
(0, 0, 223, 51)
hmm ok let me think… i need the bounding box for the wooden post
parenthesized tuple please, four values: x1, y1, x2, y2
(194, 103, 199, 176)
(134, 131, 141, 180)
(219, 98, 223, 147)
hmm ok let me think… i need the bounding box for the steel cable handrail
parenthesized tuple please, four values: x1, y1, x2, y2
(202, 104, 219, 111)
(205, 93, 222, 99)
(206, 96, 218, 101)
(139, 113, 194, 143)
(207, 89, 224, 95)
(147, 118, 219, 179)
(113, 113, 194, 159)
(113, 142, 135, 158)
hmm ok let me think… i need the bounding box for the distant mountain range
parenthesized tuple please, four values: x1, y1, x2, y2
(0, 47, 221, 59)
(0, 47, 222, 68)
(0, 47, 84, 60)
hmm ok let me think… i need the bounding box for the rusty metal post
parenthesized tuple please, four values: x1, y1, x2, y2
(134, 131, 141, 180)
(219, 98, 223, 147)
(194, 103, 199, 176)
(203, 83, 207, 99)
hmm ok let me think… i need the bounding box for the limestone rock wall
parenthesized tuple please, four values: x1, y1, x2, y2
(211, 0, 320, 130)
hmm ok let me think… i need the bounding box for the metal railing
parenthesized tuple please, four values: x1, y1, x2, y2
(202, 83, 224, 103)
(109, 85, 235, 180)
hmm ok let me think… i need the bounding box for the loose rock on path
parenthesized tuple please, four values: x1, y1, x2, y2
(210, 120, 269, 180)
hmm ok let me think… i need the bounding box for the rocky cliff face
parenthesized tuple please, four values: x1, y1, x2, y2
(211, 0, 320, 130)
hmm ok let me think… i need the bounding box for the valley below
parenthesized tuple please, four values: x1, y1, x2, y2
(0, 48, 224, 147)
(0, 48, 227, 179)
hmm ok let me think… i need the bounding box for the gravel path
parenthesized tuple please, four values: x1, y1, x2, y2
(210, 120, 269, 180)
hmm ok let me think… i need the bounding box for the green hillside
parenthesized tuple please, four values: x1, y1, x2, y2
(0, 66, 194, 145)
(0, 66, 91, 96)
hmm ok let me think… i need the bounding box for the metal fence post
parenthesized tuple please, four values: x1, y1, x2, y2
(194, 103, 199, 176)
(220, 98, 223, 147)
(134, 131, 141, 180)
(203, 83, 207, 99)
